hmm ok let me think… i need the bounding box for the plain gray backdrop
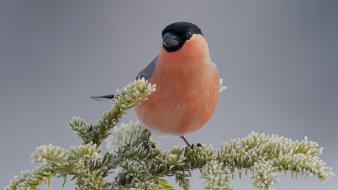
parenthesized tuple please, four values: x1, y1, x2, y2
(1, 0, 337, 189)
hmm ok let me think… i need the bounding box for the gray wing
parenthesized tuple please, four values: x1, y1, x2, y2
(136, 56, 158, 80)
(91, 56, 158, 101)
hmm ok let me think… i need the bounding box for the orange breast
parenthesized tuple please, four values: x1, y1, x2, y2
(134, 35, 220, 136)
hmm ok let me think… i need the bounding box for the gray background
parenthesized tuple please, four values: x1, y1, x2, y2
(1, 0, 337, 189)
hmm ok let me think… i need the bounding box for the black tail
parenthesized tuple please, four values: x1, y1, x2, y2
(90, 94, 114, 101)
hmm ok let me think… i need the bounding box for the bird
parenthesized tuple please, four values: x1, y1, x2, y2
(92, 22, 222, 146)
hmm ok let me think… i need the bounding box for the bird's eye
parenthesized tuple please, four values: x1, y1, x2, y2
(186, 31, 192, 39)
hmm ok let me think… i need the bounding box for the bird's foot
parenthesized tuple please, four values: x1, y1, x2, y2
(180, 136, 192, 148)
(189, 143, 203, 149)
(180, 136, 203, 149)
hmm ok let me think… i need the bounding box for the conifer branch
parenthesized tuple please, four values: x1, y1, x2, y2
(69, 78, 156, 146)
(5, 79, 334, 190)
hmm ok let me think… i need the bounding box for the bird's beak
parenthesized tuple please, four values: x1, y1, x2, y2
(163, 33, 180, 48)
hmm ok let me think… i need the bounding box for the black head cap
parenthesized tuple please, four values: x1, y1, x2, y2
(162, 22, 203, 52)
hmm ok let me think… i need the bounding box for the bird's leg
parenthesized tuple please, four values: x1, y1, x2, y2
(180, 136, 192, 148)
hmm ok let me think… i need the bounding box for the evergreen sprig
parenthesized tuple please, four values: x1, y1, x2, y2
(69, 78, 156, 146)
(5, 79, 334, 190)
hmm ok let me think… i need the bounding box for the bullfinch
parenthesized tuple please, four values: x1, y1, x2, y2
(93, 22, 222, 146)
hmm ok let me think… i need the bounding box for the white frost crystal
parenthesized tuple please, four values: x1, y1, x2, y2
(114, 78, 156, 109)
(31, 144, 67, 164)
(252, 161, 278, 190)
(201, 160, 232, 190)
(107, 122, 147, 153)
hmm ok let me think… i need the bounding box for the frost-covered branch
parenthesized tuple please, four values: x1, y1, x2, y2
(5, 79, 334, 190)
(69, 78, 156, 146)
